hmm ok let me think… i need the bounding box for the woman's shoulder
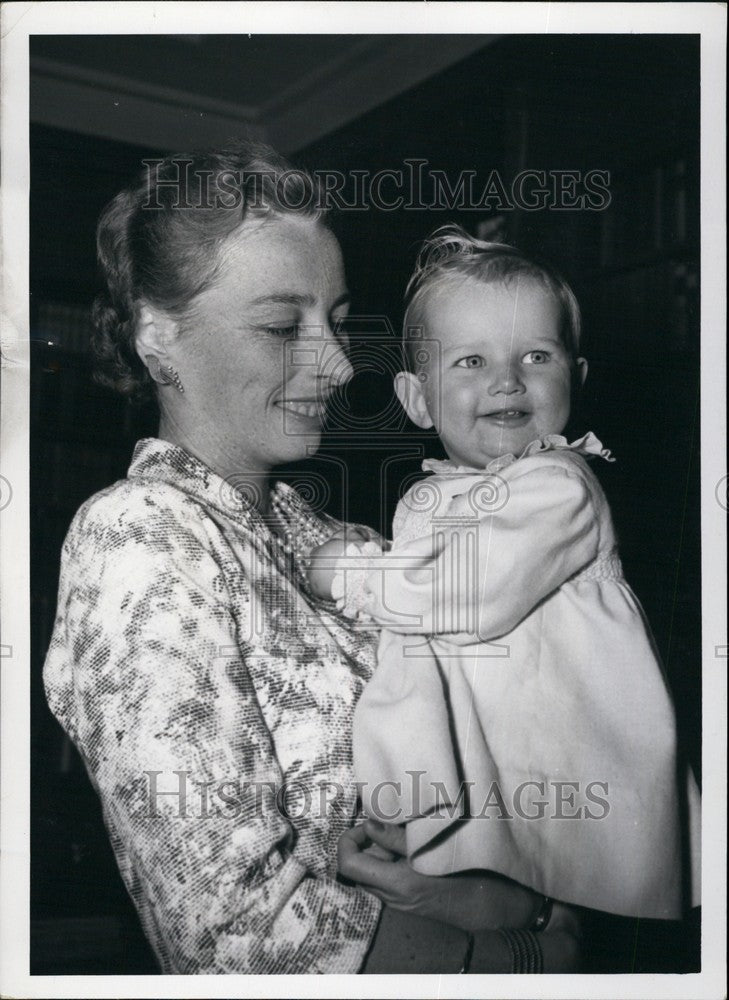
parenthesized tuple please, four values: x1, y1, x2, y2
(57, 474, 235, 618)
(64, 474, 213, 562)
(72, 473, 203, 525)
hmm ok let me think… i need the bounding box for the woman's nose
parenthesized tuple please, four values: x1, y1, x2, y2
(292, 324, 354, 391)
(487, 364, 525, 395)
(316, 327, 354, 389)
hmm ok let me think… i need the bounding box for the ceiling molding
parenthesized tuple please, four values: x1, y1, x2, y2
(30, 56, 265, 151)
(31, 57, 261, 119)
(266, 36, 498, 152)
(257, 36, 387, 117)
(30, 36, 498, 154)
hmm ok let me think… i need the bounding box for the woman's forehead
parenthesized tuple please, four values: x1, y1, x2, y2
(216, 214, 344, 297)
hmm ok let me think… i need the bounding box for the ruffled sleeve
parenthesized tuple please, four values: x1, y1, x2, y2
(331, 540, 384, 619)
(422, 431, 614, 476)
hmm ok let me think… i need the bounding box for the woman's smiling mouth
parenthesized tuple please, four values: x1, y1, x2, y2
(274, 398, 325, 420)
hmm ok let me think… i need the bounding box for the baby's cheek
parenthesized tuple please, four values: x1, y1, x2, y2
(540, 377, 573, 433)
(554, 373, 574, 417)
(435, 379, 471, 419)
(421, 371, 441, 410)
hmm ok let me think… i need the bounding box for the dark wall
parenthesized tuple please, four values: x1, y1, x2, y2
(30, 34, 700, 973)
(295, 33, 701, 770)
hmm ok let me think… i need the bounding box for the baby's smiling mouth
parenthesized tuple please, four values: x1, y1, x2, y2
(481, 408, 530, 424)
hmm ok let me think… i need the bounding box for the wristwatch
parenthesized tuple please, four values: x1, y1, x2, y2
(530, 895, 553, 933)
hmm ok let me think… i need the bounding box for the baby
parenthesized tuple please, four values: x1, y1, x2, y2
(308, 225, 700, 919)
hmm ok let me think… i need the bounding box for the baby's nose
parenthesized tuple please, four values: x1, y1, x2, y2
(488, 365, 525, 394)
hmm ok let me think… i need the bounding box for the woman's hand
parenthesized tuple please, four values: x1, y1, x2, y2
(338, 820, 538, 932)
(341, 820, 584, 973)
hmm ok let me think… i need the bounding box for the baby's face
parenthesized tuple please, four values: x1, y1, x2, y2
(410, 276, 585, 469)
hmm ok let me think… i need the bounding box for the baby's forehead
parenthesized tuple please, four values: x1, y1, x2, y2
(403, 268, 570, 371)
(422, 269, 549, 307)
(417, 272, 561, 332)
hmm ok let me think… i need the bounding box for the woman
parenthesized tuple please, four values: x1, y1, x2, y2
(43, 141, 581, 974)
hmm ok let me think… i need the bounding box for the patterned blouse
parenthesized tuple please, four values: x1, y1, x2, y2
(43, 437, 382, 974)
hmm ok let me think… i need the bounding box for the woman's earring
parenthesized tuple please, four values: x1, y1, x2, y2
(165, 365, 185, 394)
(145, 355, 184, 394)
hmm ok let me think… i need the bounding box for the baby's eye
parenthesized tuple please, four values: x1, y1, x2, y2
(455, 355, 485, 369)
(522, 350, 551, 365)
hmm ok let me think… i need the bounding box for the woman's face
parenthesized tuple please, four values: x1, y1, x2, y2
(167, 214, 353, 476)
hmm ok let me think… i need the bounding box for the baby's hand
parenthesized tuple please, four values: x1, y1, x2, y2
(307, 529, 370, 600)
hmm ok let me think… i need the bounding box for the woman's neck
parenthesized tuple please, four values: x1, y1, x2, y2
(157, 412, 273, 514)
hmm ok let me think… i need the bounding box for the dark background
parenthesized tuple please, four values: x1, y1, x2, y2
(30, 34, 700, 974)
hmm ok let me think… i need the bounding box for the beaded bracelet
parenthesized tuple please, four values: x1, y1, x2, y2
(460, 894, 551, 974)
(498, 928, 544, 974)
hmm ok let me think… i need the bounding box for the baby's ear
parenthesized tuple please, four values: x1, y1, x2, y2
(394, 371, 434, 429)
(575, 357, 589, 387)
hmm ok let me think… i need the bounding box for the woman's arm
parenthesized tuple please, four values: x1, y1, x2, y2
(362, 907, 582, 974)
(361, 908, 471, 974)
(339, 821, 538, 931)
(340, 822, 582, 973)
(44, 492, 380, 974)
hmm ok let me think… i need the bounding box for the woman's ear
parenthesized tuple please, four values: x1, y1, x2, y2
(575, 357, 589, 387)
(394, 371, 434, 429)
(134, 302, 178, 367)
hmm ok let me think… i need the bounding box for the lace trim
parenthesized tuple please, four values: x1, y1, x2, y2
(423, 431, 615, 476)
(570, 549, 624, 583)
(331, 541, 382, 619)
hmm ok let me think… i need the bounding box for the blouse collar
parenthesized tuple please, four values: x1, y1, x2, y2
(127, 437, 305, 522)
(422, 431, 615, 477)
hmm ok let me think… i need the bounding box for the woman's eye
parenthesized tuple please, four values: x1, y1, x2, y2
(266, 324, 298, 339)
(455, 355, 485, 369)
(523, 350, 551, 364)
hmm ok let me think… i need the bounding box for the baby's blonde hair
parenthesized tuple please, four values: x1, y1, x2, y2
(402, 224, 582, 371)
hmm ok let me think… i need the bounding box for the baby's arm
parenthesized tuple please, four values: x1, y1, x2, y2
(338, 462, 600, 638)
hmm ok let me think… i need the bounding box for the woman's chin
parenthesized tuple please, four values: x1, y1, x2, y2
(274, 428, 323, 465)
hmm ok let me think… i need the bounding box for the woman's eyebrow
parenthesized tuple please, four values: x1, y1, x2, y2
(249, 292, 317, 306)
(248, 292, 351, 311)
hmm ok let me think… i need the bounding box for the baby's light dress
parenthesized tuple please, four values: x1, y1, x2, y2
(336, 434, 701, 919)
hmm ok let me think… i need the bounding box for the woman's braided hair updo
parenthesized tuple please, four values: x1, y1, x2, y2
(91, 140, 325, 402)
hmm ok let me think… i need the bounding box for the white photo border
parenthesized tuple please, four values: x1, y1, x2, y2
(1, 3, 725, 998)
